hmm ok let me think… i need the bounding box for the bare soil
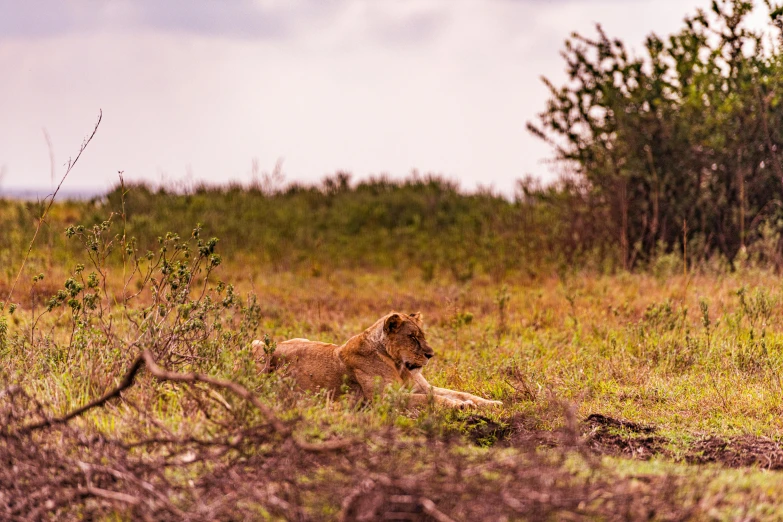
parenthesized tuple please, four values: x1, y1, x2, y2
(685, 435, 783, 470)
(468, 411, 783, 471)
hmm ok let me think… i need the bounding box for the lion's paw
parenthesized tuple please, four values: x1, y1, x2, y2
(441, 397, 470, 410)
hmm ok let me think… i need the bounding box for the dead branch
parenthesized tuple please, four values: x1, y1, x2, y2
(85, 486, 141, 506)
(77, 460, 183, 516)
(19, 349, 288, 435)
(419, 497, 457, 522)
(139, 349, 288, 434)
(19, 355, 145, 434)
(17, 348, 353, 453)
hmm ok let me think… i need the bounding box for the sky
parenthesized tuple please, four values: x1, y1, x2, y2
(0, 0, 756, 197)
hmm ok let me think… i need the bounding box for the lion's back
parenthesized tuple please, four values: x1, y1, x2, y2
(266, 339, 356, 395)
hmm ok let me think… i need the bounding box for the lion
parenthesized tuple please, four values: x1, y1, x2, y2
(252, 312, 502, 409)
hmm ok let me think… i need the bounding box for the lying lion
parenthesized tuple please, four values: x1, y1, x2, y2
(252, 312, 501, 409)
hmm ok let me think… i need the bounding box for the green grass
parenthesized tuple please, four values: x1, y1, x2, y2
(8, 266, 783, 516)
(6, 191, 783, 518)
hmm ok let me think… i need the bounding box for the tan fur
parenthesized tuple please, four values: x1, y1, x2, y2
(252, 312, 502, 409)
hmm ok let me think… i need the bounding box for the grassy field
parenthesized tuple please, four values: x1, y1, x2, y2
(5, 189, 783, 520)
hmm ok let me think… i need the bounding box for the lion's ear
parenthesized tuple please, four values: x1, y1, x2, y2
(409, 312, 423, 325)
(384, 313, 404, 334)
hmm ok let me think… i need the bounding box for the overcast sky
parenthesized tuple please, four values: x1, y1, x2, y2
(0, 0, 754, 197)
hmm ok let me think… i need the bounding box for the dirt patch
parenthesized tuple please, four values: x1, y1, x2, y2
(484, 413, 664, 457)
(582, 413, 668, 460)
(584, 413, 657, 434)
(497, 412, 783, 471)
(686, 435, 783, 469)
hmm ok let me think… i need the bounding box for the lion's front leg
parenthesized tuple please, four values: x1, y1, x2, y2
(354, 369, 470, 410)
(431, 387, 503, 408)
(406, 393, 472, 410)
(408, 370, 502, 408)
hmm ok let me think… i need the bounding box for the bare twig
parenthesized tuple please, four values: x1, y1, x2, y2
(419, 497, 457, 522)
(77, 460, 184, 516)
(43, 128, 55, 189)
(85, 486, 141, 506)
(4, 110, 103, 307)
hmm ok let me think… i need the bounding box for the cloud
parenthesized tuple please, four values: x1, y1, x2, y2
(359, 2, 451, 46)
(0, 2, 104, 38)
(0, 0, 338, 40)
(0, 0, 458, 45)
(133, 0, 293, 39)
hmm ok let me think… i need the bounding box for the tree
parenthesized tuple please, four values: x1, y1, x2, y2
(530, 0, 783, 269)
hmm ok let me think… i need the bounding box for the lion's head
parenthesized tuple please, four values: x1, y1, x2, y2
(382, 312, 434, 371)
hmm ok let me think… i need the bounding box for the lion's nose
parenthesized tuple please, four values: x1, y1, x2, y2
(425, 352, 433, 359)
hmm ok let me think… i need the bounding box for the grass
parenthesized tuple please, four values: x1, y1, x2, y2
(6, 192, 783, 519)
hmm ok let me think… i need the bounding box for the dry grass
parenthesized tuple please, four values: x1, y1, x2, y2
(5, 189, 783, 519)
(6, 257, 783, 519)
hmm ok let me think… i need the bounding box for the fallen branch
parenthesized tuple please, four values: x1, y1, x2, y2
(19, 349, 287, 435)
(17, 349, 355, 454)
(420, 497, 457, 522)
(85, 486, 141, 506)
